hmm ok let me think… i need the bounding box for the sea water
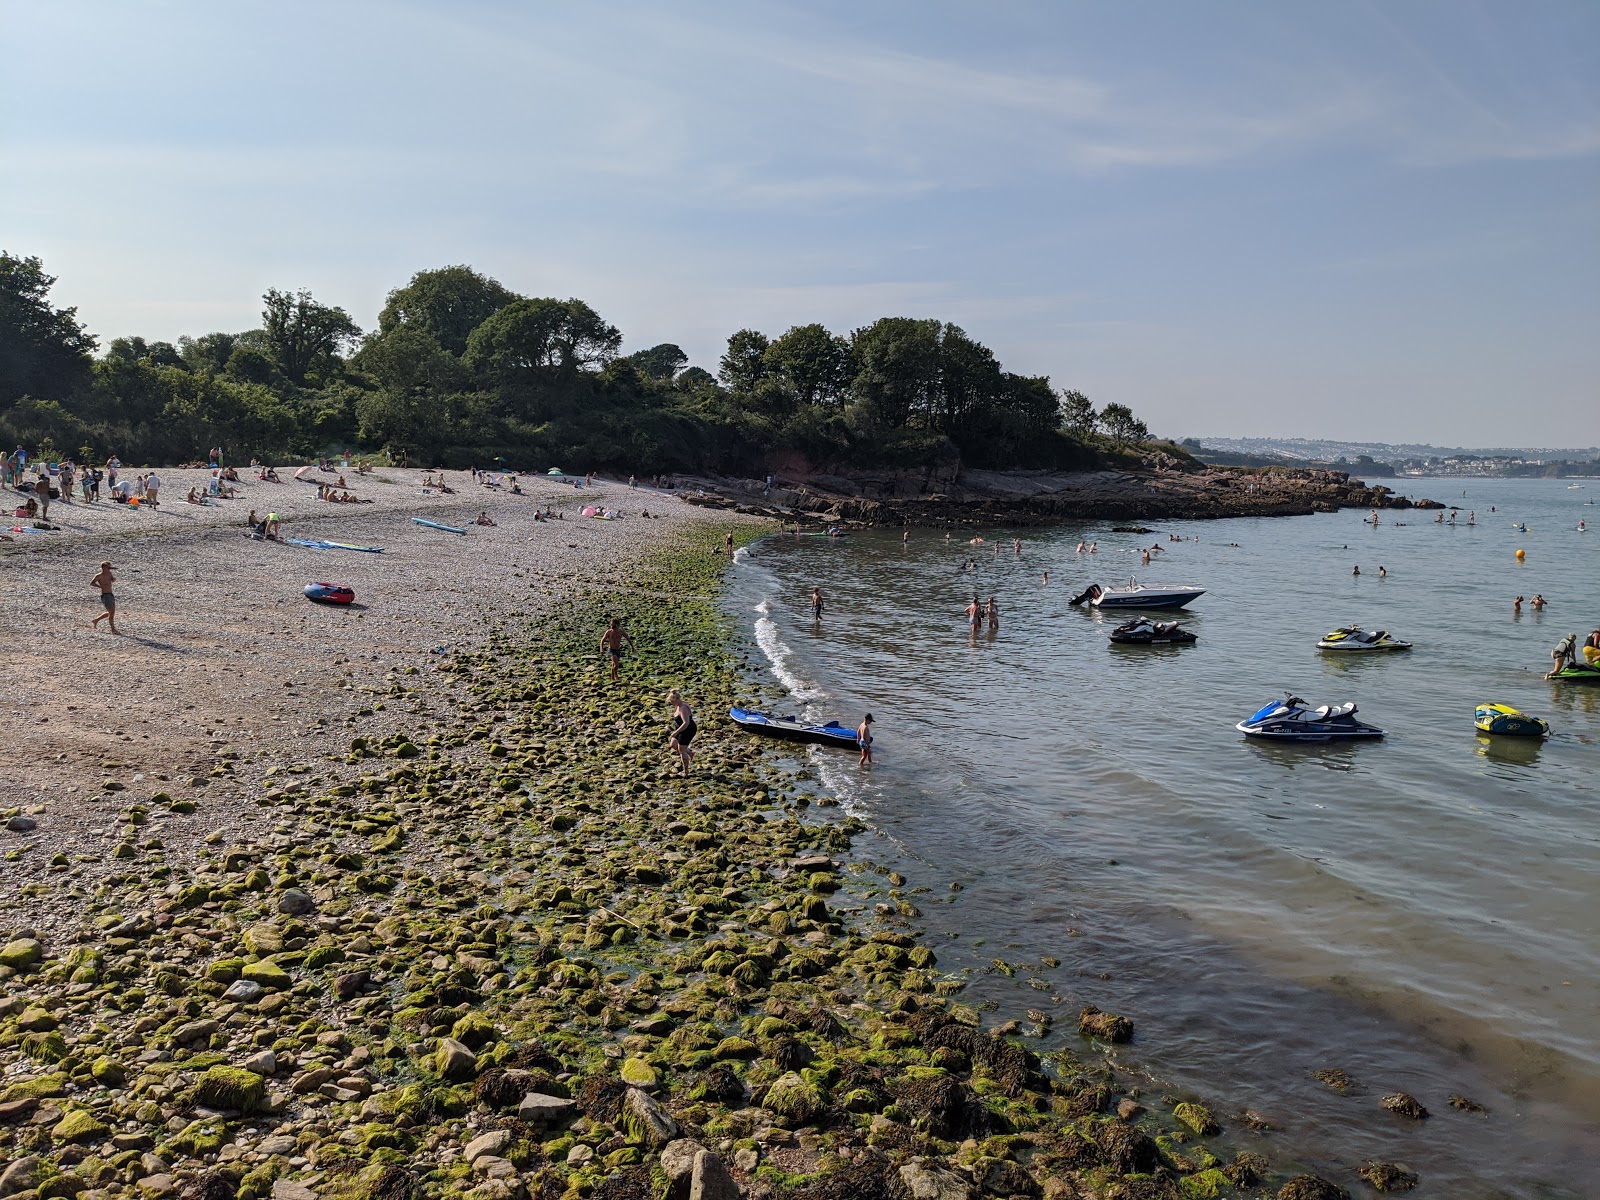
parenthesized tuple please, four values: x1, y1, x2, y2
(723, 477, 1599, 1197)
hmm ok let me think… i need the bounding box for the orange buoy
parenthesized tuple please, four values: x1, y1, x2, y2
(1516, 548, 1525, 561)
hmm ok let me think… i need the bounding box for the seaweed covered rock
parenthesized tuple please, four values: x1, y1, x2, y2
(1078, 1005, 1133, 1043)
(1090, 1118, 1160, 1174)
(892, 1072, 987, 1140)
(575, 1073, 629, 1122)
(686, 1063, 745, 1105)
(621, 1086, 680, 1148)
(1172, 1101, 1220, 1136)
(1379, 1092, 1428, 1120)
(195, 1065, 266, 1112)
(1277, 1177, 1351, 1200)
(1358, 1162, 1419, 1192)
(764, 1071, 826, 1126)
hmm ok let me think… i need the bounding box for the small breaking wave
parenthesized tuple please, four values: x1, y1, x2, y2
(753, 599, 825, 702)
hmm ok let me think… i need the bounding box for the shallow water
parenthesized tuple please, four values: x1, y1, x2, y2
(724, 477, 1600, 1196)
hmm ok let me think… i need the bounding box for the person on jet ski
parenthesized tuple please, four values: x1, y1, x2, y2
(1546, 633, 1578, 678)
(1584, 628, 1600, 667)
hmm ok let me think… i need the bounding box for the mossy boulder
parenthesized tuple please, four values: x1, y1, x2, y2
(241, 959, 291, 990)
(90, 1056, 126, 1088)
(764, 1072, 825, 1125)
(194, 1065, 266, 1111)
(1180, 1168, 1232, 1198)
(619, 1058, 659, 1089)
(0, 938, 43, 969)
(1175, 1101, 1221, 1136)
(53, 1109, 109, 1143)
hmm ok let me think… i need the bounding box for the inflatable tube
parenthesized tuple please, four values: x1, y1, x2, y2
(304, 582, 355, 605)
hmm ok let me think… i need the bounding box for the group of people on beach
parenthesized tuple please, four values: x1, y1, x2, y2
(5, 451, 153, 517)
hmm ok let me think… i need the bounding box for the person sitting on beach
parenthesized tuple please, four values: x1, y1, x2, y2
(186, 487, 202, 504)
(474, 511, 496, 526)
(246, 510, 259, 529)
(1546, 633, 1578, 678)
(336, 475, 347, 488)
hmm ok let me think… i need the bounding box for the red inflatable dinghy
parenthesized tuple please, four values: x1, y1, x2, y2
(304, 582, 355, 605)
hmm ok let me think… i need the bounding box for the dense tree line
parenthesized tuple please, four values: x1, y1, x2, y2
(0, 252, 1163, 472)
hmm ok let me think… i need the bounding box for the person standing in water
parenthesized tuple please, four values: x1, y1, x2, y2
(91, 561, 118, 634)
(857, 713, 873, 767)
(902, 529, 909, 546)
(667, 690, 696, 774)
(985, 596, 999, 628)
(811, 587, 824, 621)
(966, 595, 983, 637)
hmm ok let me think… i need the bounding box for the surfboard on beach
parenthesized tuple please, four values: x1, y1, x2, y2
(412, 517, 468, 534)
(286, 537, 385, 552)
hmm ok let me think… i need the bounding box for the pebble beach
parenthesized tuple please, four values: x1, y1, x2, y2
(1, 464, 1357, 1200)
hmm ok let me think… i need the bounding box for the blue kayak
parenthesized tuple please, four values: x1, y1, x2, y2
(728, 706, 860, 749)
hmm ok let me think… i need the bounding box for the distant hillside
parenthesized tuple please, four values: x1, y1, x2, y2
(1183, 437, 1599, 478)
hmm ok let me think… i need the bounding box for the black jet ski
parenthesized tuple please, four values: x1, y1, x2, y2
(1108, 618, 1197, 645)
(728, 706, 861, 749)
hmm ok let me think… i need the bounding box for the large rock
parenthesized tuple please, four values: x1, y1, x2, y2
(277, 889, 315, 916)
(195, 1065, 266, 1112)
(435, 1037, 477, 1081)
(660, 1138, 707, 1191)
(621, 1086, 680, 1148)
(5, 815, 36, 833)
(241, 960, 291, 990)
(0, 939, 42, 969)
(223, 980, 264, 1003)
(516, 1092, 575, 1128)
(900, 1161, 976, 1200)
(0, 1156, 40, 1198)
(689, 1150, 741, 1200)
(464, 1129, 512, 1163)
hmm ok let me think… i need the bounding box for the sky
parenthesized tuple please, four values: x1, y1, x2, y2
(2, 0, 1597, 446)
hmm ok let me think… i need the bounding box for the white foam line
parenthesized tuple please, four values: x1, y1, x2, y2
(753, 603, 826, 702)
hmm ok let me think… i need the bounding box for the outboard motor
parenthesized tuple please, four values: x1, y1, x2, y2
(1068, 583, 1101, 607)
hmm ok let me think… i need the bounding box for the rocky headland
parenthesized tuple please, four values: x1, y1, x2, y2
(673, 462, 1447, 527)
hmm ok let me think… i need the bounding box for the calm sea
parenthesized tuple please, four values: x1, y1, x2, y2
(724, 476, 1599, 1197)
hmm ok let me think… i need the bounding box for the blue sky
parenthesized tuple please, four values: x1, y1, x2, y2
(3, 1, 1596, 445)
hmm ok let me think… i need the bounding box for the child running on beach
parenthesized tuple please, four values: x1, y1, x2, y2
(90, 561, 118, 634)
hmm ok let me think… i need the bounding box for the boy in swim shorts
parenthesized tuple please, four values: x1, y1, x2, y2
(91, 561, 118, 634)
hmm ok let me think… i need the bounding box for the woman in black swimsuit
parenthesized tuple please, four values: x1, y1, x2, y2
(668, 689, 696, 774)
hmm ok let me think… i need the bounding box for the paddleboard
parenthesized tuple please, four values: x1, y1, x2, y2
(412, 518, 468, 535)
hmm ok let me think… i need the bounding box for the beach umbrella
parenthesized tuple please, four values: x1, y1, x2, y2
(547, 468, 565, 475)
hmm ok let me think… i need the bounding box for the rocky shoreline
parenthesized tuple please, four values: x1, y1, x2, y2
(669, 464, 1445, 528)
(0, 516, 1377, 1200)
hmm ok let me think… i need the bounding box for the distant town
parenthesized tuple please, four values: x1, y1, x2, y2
(1183, 437, 1600, 479)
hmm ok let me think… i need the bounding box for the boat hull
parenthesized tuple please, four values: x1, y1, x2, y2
(728, 707, 860, 750)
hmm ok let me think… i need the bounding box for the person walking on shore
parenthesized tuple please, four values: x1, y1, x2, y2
(857, 713, 873, 767)
(34, 470, 51, 519)
(91, 561, 118, 634)
(667, 690, 696, 774)
(600, 618, 634, 682)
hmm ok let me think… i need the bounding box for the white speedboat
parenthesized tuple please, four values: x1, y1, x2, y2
(1069, 578, 1206, 610)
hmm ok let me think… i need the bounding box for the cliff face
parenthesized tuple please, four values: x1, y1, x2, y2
(678, 464, 1395, 526)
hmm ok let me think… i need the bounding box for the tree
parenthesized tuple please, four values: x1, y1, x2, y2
(1059, 390, 1096, 437)
(376, 265, 519, 357)
(627, 343, 688, 382)
(261, 288, 361, 386)
(1097, 402, 1148, 445)
(848, 317, 942, 429)
(179, 332, 240, 375)
(718, 329, 770, 395)
(763, 324, 851, 409)
(933, 324, 1002, 436)
(462, 298, 621, 382)
(0, 252, 97, 403)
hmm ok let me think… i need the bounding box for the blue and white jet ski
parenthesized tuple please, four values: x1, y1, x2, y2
(728, 706, 861, 750)
(1236, 694, 1384, 742)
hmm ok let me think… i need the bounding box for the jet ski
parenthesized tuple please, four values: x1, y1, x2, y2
(1108, 618, 1197, 645)
(728, 706, 861, 749)
(1069, 579, 1205, 610)
(1548, 661, 1600, 684)
(1236, 694, 1384, 742)
(1317, 625, 1412, 652)
(1474, 703, 1550, 737)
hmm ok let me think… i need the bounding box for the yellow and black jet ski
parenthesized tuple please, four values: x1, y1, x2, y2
(1317, 625, 1412, 653)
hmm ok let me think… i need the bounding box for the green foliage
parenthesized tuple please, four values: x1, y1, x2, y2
(1, 252, 1155, 474)
(0, 251, 97, 403)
